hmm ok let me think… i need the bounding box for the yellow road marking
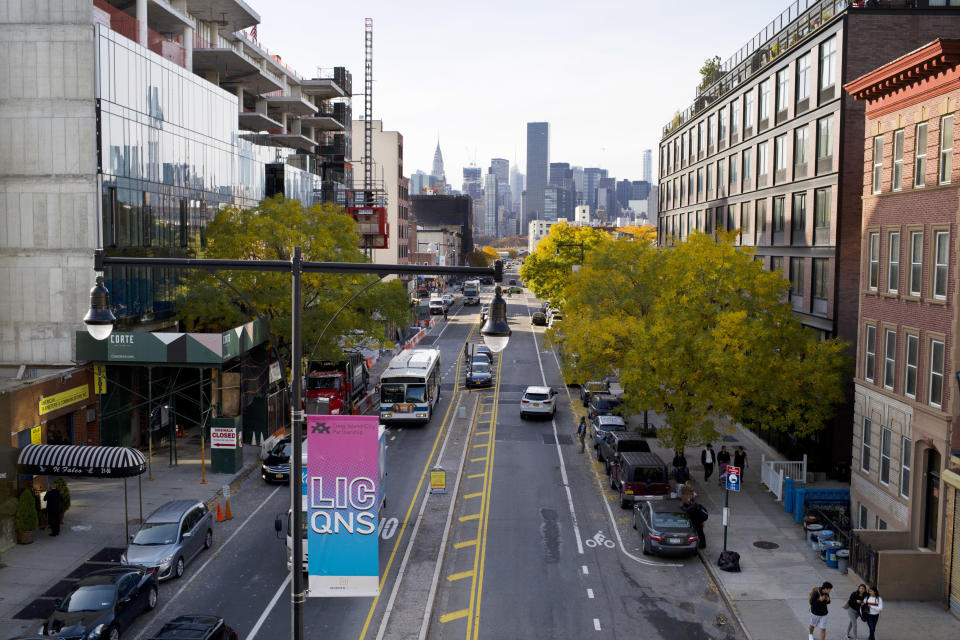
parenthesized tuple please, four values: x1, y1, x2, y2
(446, 570, 475, 582)
(440, 610, 469, 624)
(469, 457, 487, 463)
(463, 492, 483, 500)
(454, 539, 478, 549)
(467, 473, 484, 479)
(472, 443, 489, 449)
(459, 514, 480, 522)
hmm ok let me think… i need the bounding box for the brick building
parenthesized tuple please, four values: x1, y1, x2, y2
(657, 0, 960, 475)
(845, 39, 960, 606)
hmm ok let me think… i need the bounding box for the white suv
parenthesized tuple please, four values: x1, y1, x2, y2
(521, 386, 557, 419)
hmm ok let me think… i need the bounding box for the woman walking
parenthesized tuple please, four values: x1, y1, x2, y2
(843, 584, 866, 639)
(863, 586, 883, 640)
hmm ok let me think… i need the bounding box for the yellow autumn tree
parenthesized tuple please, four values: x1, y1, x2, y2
(519, 223, 609, 306)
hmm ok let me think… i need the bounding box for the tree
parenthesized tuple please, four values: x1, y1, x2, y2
(176, 196, 410, 363)
(699, 55, 723, 89)
(465, 250, 493, 267)
(615, 225, 657, 245)
(519, 223, 609, 306)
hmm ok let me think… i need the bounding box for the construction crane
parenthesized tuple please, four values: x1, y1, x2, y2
(364, 17, 373, 193)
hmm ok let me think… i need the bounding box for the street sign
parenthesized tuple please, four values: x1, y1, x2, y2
(726, 465, 741, 492)
(430, 466, 446, 493)
(94, 365, 107, 394)
(211, 427, 237, 449)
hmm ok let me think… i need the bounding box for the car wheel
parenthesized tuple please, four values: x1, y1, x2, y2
(204, 529, 213, 550)
(520, 412, 526, 420)
(174, 556, 185, 579)
(147, 585, 158, 610)
(632, 511, 638, 530)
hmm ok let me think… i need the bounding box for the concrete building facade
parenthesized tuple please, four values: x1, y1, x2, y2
(351, 119, 409, 265)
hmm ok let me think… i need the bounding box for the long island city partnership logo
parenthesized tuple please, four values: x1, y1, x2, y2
(306, 414, 382, 597)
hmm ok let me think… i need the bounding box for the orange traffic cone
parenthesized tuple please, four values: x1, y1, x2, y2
(176, 424, 186, 438)
(216, 501, 224, 522)
(224, 498, 233, 520)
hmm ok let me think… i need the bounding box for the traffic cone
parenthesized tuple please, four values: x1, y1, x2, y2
(176, 424, 186, 438)
(224, 499, 233, 520)
(216, 501, 224, 522)
(250, 432, 256, 446)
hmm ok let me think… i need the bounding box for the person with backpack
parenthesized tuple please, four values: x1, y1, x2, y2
(576, 417, 587, 453)
(682, 499, 708, 549)
(862, 586, 882, 640)
(808, 581, 833, 640)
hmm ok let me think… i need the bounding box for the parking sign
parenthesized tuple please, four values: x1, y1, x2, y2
(726, 465, 741, 491)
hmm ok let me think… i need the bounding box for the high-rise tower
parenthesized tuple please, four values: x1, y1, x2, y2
(432, 140, 446, 181)
(525, 122, 549, 229)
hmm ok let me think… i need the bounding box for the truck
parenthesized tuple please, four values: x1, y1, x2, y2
(463, 279, 480, 305)
(305, 351, 370, 415)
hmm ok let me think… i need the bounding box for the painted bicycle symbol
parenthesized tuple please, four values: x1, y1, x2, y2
(584, 531, 616, 548)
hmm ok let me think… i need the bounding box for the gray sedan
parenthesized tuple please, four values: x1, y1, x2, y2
(632, 500, 699, 557)
(122, 499, 213, 580)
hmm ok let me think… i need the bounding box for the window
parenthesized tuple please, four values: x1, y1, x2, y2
(813, 258, 828, 299)
(744, 90, 754, 130)
(934, 230, 948, 299)
(915, 122, 928, 187)
(940, 114, 953, 184)
(717, 160, 725, 195)
(905, 334, 919, 398)
(861, 417, 872, 472)
(819, 37, 837, 90)
(872, 136, 883, 194)
(730, 100, 739, 139)
(790, 257, 804, 296)
(680, 133, 686, 166)
(771, 255, 784, 274)
(864, 325, 876, 383)
(868, 232, 879, 290)
(698, 121, 704, 155)
(929, 339, 944, 407)
(706, 163, 714, 194)
(877, 517, 887, 531)
(900, 437, 912, 498)
(757, 198, 767, 234)
(814, 187, 830, 229)
(688, 127, 695, 159)
(759, 80, 770, 121)
(742, 147, 752, 188)
(888, 231, 900, 293)
(909, 231, 922, 296)
(884, 329, 896, 390)
(880, 427, 891, 484)
(775, 134, 787, 172)
(776, 67, 789, 113)
(792, 192, 806, 235)
(794, 126, 809, 167)
(688, 171, 694, 200)
(858, 503, 868, 529)
(796, 53, 810, 103)
(673, 178, 679, 208)
(697, 167, 704, 199)
(773, 196, 785, 231)
(758, 141, 769, 177)
(708, 115, 715, 149)
(740, 202, 751, 234)
(817, 117, 833, 160)
(893, 129, 904, 190)
(729, 155, 737, 190)
(719, 108, 727, 144)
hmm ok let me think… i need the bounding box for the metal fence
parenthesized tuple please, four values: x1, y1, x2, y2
(761, 454, 807, 501)
(849, 531, 879, 585)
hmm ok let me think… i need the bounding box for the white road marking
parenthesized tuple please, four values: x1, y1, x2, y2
(594, 475, 682, 568)
(586, 588, 594, 599)
(593, 618, 601, 631)
(582, 565, 589, 575)
(246, 573, 291, 640)
(131, 484, 283, 640)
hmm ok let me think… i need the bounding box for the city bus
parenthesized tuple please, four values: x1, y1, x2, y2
(463, 279, 480, 305)
(379, 348, 442, 424)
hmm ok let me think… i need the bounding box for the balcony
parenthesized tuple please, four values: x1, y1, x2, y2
(202, 0, 260, 34)
(192, 33, 283, 94)
(300, 103, 347, 131)
(238, 109, 282, 132)
(240, 131, 315, 152)
(94, 1, 185, 68)
(300, 68, 352, 99)
(263, 94, 316, 116)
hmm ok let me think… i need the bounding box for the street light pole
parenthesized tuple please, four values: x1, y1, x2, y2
(289, 247, 305, 640)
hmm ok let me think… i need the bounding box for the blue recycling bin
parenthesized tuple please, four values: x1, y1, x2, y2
(794, 487, 806, 523)
(825, 541, 843, 568)
(784, 477, 795, 513)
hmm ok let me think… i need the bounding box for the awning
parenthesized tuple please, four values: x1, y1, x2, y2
(17, 444, 146, 478)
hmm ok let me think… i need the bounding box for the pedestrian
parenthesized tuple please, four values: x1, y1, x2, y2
(577, 417, 587, 453)
(717, 445, 731, 487)
(843, 584, 866, 640)
(45, 483, 63, 537)
(672, 448, 689, 485)
(863, 586, 882, 640)
(808, 581, 833, 640)
(734, 445, 748, 478)
(443, 306, 448, 321)
(682, 498, 707, 549)
(680, 480, 696, 505)
(701, 443, 715, 482)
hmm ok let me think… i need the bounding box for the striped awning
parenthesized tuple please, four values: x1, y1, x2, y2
(17, 444, 146, 478)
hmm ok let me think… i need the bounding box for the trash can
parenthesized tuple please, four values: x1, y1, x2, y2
(824, 541, 843, 568)
(816, 531, 835, 560)
(805, 523, 823, 549)
(836, 549, 850, 574)
(784, 477, 795, 513)
(794, 488, 807, 523)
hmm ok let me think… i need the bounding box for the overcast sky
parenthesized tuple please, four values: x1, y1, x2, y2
(260, 0, 787, 187)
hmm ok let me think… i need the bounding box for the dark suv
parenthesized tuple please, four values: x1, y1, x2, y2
(597, 432, 651, 472)
(609, 452, 670, 508)
(148, 615, 239, 640)
(587, 392, 622, 419)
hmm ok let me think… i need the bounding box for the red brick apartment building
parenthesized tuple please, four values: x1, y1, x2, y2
(658, 1, 960, 477)
(845, 39, 960, 608)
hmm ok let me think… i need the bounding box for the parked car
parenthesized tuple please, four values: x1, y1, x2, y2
(41, 566, 158, 640)
(610, 452, 671, 508)
(633, 500, 699, 557)
(597, 432, 651, 471)
(261, 435, 293, 483)
(147, 615, 239, 640)
(590, 414, 627, 448)
(465, 361, 493, 388)
(531, 311, 547, 326)
(587, 392, 623, 419)
(520, 386, 557, 419)
(579, 380, 609, 406)
(122, 500, 214, 581)
(429, 300, 445, 315)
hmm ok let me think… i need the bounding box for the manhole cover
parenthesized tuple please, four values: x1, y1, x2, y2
(753, 540, 780, 550)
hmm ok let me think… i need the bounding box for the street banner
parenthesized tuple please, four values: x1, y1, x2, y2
(307, 414, 380, 597)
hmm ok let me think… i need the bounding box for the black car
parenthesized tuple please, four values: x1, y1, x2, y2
(42, 567, 158, 640)
(587, 392, 623, 419)
(465, 361, 493, 388)
(147, 615, 239, 640)
(261, 436, 292, 483)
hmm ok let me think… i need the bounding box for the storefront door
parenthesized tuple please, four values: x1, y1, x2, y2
(924, 448, 942, 550)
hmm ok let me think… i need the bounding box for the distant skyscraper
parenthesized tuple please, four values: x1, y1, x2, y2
(462, 166, 482, 204)
(641, 149, 652, 183)
(432, 141, 446, 180)
(571, 166, 584, 205)
(510, 166, 524, 213)
(583, 167, 608, 213)
(549, 162, 575, 220)
(490, 158, 511, 212)
(411, 170, 430, 196)
(483, 172, 498, 237)
(525, 122, 549, 228)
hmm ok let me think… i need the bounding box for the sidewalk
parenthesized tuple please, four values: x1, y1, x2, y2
(640, 415, 960, 640)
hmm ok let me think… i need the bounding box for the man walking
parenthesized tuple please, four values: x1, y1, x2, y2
(734, 446, 748, 479)
(717, 445, 731, 487)
(45, 484, 63, 537)
(682, 498, 708, 549)
(701, 443, 715, 482)
(808, 581, 833, 640)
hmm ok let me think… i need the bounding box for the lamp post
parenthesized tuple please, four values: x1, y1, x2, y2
(83, 249, 506, 640)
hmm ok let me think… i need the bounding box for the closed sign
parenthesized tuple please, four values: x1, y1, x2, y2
(211, 427, 237, 449)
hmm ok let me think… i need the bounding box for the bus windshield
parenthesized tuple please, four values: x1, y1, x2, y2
(405, 384, 427, 403)
(381, 384, 406, 404)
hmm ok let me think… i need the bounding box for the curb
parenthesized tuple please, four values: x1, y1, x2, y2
(202, 458, 259, 513)
(696, 548, 753, 640)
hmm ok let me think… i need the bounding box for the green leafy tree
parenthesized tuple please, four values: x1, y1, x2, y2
(519, 223, 609, 306)
(465, 250, 493, 267)
(176, 196, 409, 363)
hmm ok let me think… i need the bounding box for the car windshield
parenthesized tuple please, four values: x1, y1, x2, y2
(381, 384, 406, 404)
(594, 398, 621, 412)
(132, 522, 179, 545)
(652, 511, 691, 528)
(306, 375, 340, 391)
(597, 421, 626, 432)
(405, 384, 427, 403)
(471, 363, 490, 374)
(61, 585, 115, 612)
(525, 392, 549, 401)
(270, 440, 292, 457)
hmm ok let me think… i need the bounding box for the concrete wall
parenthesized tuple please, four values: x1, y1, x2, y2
(0, 0, 99, 366)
